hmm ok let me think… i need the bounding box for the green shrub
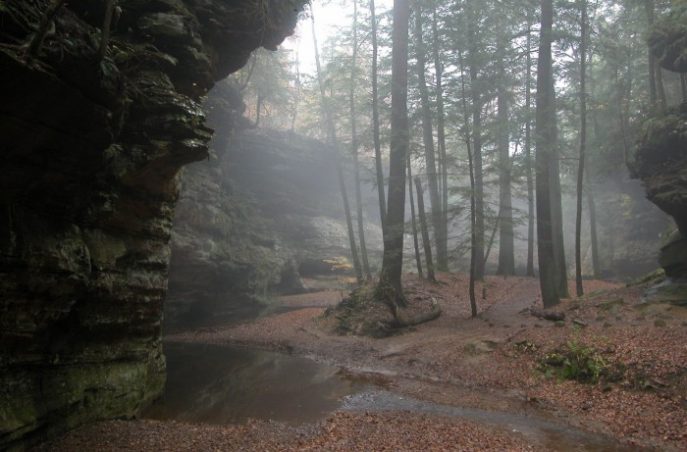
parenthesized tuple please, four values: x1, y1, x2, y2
(539, 340, 607, 384)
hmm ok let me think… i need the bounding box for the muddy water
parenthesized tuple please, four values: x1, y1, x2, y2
(143, 342, 364, 425)
(148, 342, 639, 451)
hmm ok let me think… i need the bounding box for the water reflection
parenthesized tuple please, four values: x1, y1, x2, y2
(143, 342, 363, 425)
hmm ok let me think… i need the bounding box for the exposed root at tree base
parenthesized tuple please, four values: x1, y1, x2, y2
(322, 280, 442, 337)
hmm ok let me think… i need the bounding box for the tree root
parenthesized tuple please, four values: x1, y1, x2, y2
(392, 298, 442, 328)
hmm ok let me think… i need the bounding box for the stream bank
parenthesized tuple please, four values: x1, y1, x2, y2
(164, 273, 686, 450)
(36, 342, 632, 452)
(37, 272, 686, 450)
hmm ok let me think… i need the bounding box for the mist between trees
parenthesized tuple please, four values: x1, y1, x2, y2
(228, 0, 679, 309)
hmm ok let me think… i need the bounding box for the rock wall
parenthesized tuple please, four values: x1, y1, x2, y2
(634, 103, 687, 279)
(0, 0, 305, 448)
(633, 3, 687, 301)
(167, 81, 383, 327)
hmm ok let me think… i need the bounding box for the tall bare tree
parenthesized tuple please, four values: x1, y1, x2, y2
(378, 0, 411, 306)
(466, 3, 485, 280)
(350, 0, 371, 279)
(408, 156, 424, 279)
(413, 3, 445, 273)
(415, 177, 436, 282)
(644, 0, 666, 110)
(370, 0, 387, 231)
(311, 9, 363, 284)
(459, 48, 478, 317)
(575, 0, 589, 296)
(431, 3, 449, 271)
(496, 33, 515, 276)
(525, 9, 536, 278)
(548, 7, 569, 299)
(535, 0, 561, 307)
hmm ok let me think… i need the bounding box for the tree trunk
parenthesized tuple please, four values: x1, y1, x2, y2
(551, 149, 568, 298)
(370, 0, 387, 231)
(586, 174, 600, 279)
(645, 0, 658, 107)
(548, 6, 569, 299)
(291, 50, 300, 133)
(408, 156, 424, 279)
(311, 10, 363, 284)
(646, 0, 666, 111)
(467, 122, 478, 318)
(535, 0, 561, 308)
(466, 5, 485, 280)
(575, 0, 588, 297)
(483, 217, 499, 269)
(379, 0, 410, 306)
(350, 0, 371, 279)
(525, 13, 536, 278)
(256, 93, 262, 127)
(415, 177, 436, 282)
(238, 55, 257, 92)
(458, 49, 477, 317)
(496, 35, 514, 276)
(432, 4, 449, 271)
(588, 53, 601, 279)
(614, 66, 631, 166)
(413, 4, 444, 273)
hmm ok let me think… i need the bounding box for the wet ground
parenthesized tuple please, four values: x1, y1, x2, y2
(37, 274, 686, 450)
(143, 342, 365, 425)
(141, 341, 635, 451)
(341, 390, 634, 451)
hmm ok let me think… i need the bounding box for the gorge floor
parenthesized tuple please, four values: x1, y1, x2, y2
(37, 274, 687, 451)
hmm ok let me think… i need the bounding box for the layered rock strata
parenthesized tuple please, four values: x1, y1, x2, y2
(0, 0, 304, 447)
(633, 3, 687, 302)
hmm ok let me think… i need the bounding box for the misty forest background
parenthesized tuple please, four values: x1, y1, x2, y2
(227, 0, 679, 305)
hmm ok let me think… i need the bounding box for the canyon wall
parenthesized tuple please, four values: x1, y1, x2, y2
(0, 0, 305, 447)
(633, 4, 687, 301)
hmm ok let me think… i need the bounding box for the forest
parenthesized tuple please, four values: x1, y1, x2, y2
(0, 0, 686, 450)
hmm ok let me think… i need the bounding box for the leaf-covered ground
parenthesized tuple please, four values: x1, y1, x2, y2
(36, 413, 539, 451)
(39, 274, 687, 450)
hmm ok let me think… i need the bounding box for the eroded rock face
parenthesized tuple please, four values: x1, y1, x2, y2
(167, 81, 383, 327)
(633, 5, 687, 286)
(633, 102, 687, 282)
(0, 0, 305, 447)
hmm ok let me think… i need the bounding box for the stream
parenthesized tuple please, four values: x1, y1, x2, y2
(145, 342, 639, 451)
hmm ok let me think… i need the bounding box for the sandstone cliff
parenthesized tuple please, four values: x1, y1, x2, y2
(0, 0, 305, 447)
(633, 2, 687, 302)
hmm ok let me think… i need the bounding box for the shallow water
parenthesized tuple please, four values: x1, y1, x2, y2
(143, 342, 363, 425)
(342, 390, 639, 452)
(147, 342, 642, 451)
